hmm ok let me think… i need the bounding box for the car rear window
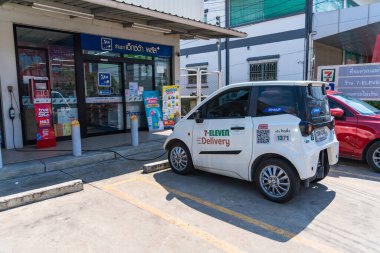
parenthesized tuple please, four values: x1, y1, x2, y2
(305, 85, 331, 123)
(256, 86, 301, 117)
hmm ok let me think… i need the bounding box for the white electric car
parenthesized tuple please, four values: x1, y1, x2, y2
(164, 81, 339, 203)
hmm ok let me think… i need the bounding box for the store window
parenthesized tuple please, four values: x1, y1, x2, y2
(155, 57, 171, 92)
(16, 26, 77, 142)
(84, 62, 123, 135)
(249, 62, 277, 81)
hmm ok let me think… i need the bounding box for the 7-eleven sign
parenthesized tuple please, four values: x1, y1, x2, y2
(321, 69, 336, 82)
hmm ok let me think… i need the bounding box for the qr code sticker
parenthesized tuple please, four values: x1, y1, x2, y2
(257, 130, 270, 144)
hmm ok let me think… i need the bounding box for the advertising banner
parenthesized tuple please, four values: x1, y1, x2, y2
(162, 85, 181, 127)
(34, 103, 56, 148)
(143, 91, 164, 132)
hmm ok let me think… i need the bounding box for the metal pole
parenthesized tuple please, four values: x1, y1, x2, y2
(225, 0, 230, 85)
(304, 0, 313, 80)
(131, 115, 139, 146)
(216, 16, 222, 73)
(0, 132, 3, 169)
(196, 67, 202, 105)
(71, 120, 82, 157)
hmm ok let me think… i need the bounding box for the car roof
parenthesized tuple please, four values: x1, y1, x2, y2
(227, 81, 328, 88)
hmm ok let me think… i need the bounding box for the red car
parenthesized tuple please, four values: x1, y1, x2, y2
(327, 91, 380, 172)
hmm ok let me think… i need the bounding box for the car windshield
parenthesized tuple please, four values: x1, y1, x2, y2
(306, 85, 331, 124)
(332, 94, 380, 115)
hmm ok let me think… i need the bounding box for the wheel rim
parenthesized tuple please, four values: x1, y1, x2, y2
(170, 146, 188, 171)
(260, 165, 290, 198)
(372, 147, 380, 168)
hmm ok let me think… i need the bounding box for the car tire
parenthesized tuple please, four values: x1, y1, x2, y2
(255, 158, 300, 203)
(168, 142, 194, 175)
(366, 141, 380, 172)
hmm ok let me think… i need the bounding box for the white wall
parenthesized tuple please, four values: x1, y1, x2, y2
(118, 0, 204, 21)
(180, 14, 306, 91)
(313, 1, 380, 40)
(0, 3, 180, 149)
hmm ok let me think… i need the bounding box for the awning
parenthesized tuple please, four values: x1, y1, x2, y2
(316, 22, 380, 56)
(1, 0, 247, 39)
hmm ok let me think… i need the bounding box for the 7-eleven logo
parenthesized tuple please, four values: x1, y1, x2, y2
(322, 69, 335, 82)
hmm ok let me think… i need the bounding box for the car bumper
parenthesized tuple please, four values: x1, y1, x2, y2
(290, 139, 339, 180)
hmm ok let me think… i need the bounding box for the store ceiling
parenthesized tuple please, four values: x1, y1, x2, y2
(316, 22, 380, 56)
(1, 0, 247, 39)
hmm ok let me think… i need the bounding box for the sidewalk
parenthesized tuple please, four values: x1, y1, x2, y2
(0, 130, 170, 210)
(1, 130, 170, 181)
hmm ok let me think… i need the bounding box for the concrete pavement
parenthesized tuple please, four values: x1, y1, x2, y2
(0, 155, 379, 253)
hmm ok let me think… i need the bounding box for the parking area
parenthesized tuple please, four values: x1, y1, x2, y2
(1, 156, 380, 253)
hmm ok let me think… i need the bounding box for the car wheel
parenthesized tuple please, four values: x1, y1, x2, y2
(168, 142, 194, 175)
(366, 141, 380, 172)
(255, 158, 300, 203)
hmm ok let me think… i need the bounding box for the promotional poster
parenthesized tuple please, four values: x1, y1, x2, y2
(35, 103, 56, 148)
(30, 77, 56, 148)
(162, 85, 181, 127)
(143, 91, 164, 132)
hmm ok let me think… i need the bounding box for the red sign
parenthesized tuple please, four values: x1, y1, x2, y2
(30, 77, 56, 148)
(34, 103, 56, 148)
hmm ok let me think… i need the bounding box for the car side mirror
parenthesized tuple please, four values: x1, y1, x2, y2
(331, 108, 344, 118)
(194, 110, 204, 123)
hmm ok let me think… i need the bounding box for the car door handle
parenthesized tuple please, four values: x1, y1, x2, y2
(230, 126, 245, 130)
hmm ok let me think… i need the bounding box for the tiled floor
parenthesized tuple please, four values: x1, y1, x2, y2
(2, 130, 171, 165)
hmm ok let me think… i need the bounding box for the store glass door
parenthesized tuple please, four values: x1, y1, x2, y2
(84, 62, 124, 135)
(124, 63, 154, 129)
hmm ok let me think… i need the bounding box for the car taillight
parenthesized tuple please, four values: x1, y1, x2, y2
(299, 121, 314, 136)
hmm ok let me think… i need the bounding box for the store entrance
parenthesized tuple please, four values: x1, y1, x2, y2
(124, 62, 154, 130)
(84, 62, 124, 135)
(83, 60, 155, 135)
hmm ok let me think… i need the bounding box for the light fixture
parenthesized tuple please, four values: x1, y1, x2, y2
(32, 3, 94, 20)
(132, 23, 171, 33)
(195, 35, 210, 40)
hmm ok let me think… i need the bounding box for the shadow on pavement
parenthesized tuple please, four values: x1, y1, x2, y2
(0, 170, 76, 197)
(329, 158, 380, 183)
(153, 169, 335, 243)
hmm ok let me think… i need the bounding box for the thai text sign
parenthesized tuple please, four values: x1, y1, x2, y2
(318, 63, 380, 100)
(81, 34, 172, 57)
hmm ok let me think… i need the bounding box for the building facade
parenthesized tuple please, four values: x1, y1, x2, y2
(180, 0, 309, 95)
(180, 0, 380, 97)
(0, 0, 244, 149)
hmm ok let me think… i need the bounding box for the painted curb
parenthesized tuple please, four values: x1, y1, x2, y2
(0, 179, 83, 211)
(143, 160, 170, 173)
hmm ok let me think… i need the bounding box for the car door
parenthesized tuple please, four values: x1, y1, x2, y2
(328, 98, 357, 158)
(192, 87, 253, 180)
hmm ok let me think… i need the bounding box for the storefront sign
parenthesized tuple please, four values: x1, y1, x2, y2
(81, 34, 172, 57)
(98, 72, 111, 87)
(162, 85, 181, 127)
(318, 63, 380, 100)
(143, 91, 164, 132)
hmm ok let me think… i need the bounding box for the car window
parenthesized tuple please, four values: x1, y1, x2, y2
(328, 98, 354, 117)
(203, 88, 250, 119)
(332, 94, 380, 116)
(306, 86, 331, 123)
(256, 86, 300, 117)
